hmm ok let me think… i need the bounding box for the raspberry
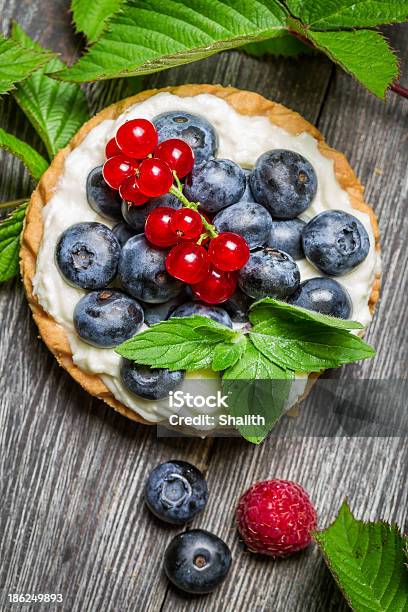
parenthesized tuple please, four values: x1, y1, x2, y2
(236, 479, 317, 557)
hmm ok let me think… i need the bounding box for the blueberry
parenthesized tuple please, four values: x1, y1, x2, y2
(142, 288, 191, 326)
(145, 460, 208, 525)
(302, 210, 370, 276)
(112, 222, 140, 247)
(288, 277, 352, 319)
(238, 248, 300, 300)
(119, 235, 183, 303)
(86, 166, 123, 221)
(56, 222, 120, 290)
(241, 168, 256, 202)
(223, 288, 253, 323)
(250, 150, 317, 219)
(170, 301, 232, 328)
(164, 529, 232, 594)
(213, 201, 272, 250)
(74, 290, 144, 347)
(184, 159, 246, 215)
(120, 359, 184, 400)
(152, 111, 218, 165)
(121, 193, 181, 232)
(267, 218, 306, 260)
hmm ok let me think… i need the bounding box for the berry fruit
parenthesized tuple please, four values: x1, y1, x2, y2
(115, 118, 157, 158)
(213, 201, 272, 250)
(122, 193, 181, 233)
(236, 479, 317, 557)
(137, 157, 173, 198)
(145, 460, 208, 525)
(105, 137, 121, 159)
(170, 301, 233, 328)
(288, 277, 352, 319)
(192, 267, 237, 304)
(166, 243, 209, 284)
(145, 206, 177, 248)
(86, 166, 123, 221)
(223, 288, 253, 323)
(209, 232, 250, 271)
(170, 208, 203, 241)
(119, 175, 149, 205)
(102, 155, 135, 190)
(164, 529, 232, 594)
(267, 218, 306, 260)
(238, 248, 300, 300)
(155, 138, 194, 178)
(142, 289, 191, 326)
(112, 222, 139, 247)
(121, 360, 184, 400)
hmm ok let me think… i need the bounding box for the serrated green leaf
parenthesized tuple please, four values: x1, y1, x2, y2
(71, 0, 126, 43)
(0, 127, 49, 180)
(244, 32, 312, 57)
(211, 336, 247, 371)
(0, 34, 54, 95)
(53, 0, 287, 82)
(11, 23, 89, 159)
(314, 501, 408, 612)
(0, 202, 27, 282)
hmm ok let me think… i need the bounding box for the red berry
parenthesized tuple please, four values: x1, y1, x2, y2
(119, 176, 149, 206)
(137, 158, 174, 198)
(191, 267, 237, 304)
(166, 243, 209, 284)
(209, 232, 250, 271)
(116, 118, 158, 158)
(170, 208, 203, 241)
(145, 207, 177, 247)
(155, 139, 194, 178)
(102, 155, 135, 190)
(105, 137, 121, 159)
(236, 479, 317, 557)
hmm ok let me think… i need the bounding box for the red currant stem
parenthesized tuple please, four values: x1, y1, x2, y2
(169, 173, 218, 239)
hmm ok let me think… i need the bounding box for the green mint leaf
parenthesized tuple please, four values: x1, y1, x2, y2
(0, 127, 49, 180)
(314, 501, 408, 612)
(244, 33, 312, 57)
(71, 0, 126, 43)
(211, 336, 247, 372)
(0, 33, 54, 95)
(11, 23, 89, 158)
(0, 202, 28, 282)
(52, 0, 287, 82)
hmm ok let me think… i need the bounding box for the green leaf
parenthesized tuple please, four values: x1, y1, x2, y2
(0, 33, 54, 95)
(53, 0, 287, 82)
(11, 23, 89, 158)
(0, 127, 49, 180)
(244, 32, 312, 57)
(71, 0, 126, 43)
(314, 501, 408, 612)
(0, 202, 27, 282)
(211, 336, 247, 371)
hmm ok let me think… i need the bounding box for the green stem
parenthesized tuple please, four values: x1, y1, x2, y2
(169, 174, 218, 240)
(0, 198, 27, 210)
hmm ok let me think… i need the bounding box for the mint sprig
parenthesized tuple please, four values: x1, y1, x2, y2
(0, 34, 54, 95)
(71, 0, 126, 44)
(0, 128, 48, 181)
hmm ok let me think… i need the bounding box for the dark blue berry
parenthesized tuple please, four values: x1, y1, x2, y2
(250, 150, 317, 219)
(238, 248, 300, 300)
(152, 111, 218, 165)
(170, 301, 232, 328)
(145, 460, 208, 525)
(56, 222, 120, 290)
(86, 166, 123, 221)
(164, 529, 232, 594)
(142, 288, 191, 326)
(120, 359, 184, 400)
(74, 290, 144, 347)
(223, 288, 253, 323)
(241, 168, 256, 202)
(184, 159, 246, 215)
(112, 222, 140, 247)
(267, 218, 306, 260)
(288, 277, 352, 319)
(121, 193, 181, 232)
(302, 210, 370, 275)
(119, 235, 183, 303)
(213, 201, 272, 250)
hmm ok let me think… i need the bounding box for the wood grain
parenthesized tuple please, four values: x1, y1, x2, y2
(0, 3, 407, 611)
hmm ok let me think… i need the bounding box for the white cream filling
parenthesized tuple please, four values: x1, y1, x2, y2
(33, 93, 380, 427)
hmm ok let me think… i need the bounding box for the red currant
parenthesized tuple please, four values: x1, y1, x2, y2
(102, 155, 135, 190)
(119, 176, 149, 206)
(209, 232, 250, 271)
(137, 158, 174, 198)
(166, 243, 209, 284)
(116, 118, 158, 158)
(170, 208, 203, 241)
(145, 207, 177, 247)
(191, 267, 237, 304)
(105, 137, 121, 159)
(155, 139, 194, 178)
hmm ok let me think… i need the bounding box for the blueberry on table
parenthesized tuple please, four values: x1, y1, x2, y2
(170, 301, 233, 328)
(55, 222, 120, 290)
(112, 222, 140, 247)
(74, 290, 144, 347)
(213, 201, 272, 250)
(164, 529, 232, 594)
(223, 287, 253, 323)
(238, 248, 300, 300)
(145, 460, 208, 525)
(267, 218, 306, 260)
(119, 235, 183, 303)
(184, 159, 246, 215)
(152, 110, 218, 165)
(120, 360, 184, 400)
(302, 210, 370, 275)
(288, 277, 352, 319)
(121, 193, 181, 233)
(86, 166, 123, 221)
(250, 149, 317, 219)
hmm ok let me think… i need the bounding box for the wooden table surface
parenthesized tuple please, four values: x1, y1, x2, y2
(1, 3, 407, 611)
